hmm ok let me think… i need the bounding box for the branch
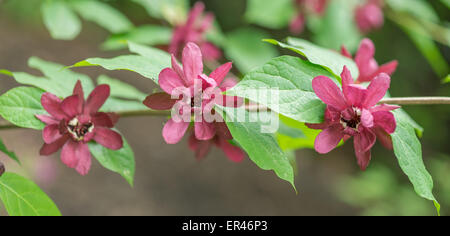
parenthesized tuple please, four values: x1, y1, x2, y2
(379, 97, 450, 105)
(0, 97, 449, 130)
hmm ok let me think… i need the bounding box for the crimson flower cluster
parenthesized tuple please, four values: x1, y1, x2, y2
(144, 42, 245, 162)
(355, 0, 385, 33)
(290, 0, 328, 35)
(37, 81, 123, 175)
(341, 38, 398, 83)
(169, 2, 221, 61)
(307, 66, 398, 170)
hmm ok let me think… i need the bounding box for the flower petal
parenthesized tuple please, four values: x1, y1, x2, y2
(354, 148, 371, 171)
(209, 62, 232, 85)
(94, 127, 123, 150)
(312, 76, 348, 110)
(60, 140, 80, 169)
(40, 135, 69, 156)
(372, 111, 396, 134)
(162, 118, 190, 144)
(41, 92, 67, 120)
(143, 93, 178, 110)
(354, 128, 376, 153)
(218, 138, 245, 162)
(182, 42, 203, 84)
(344, 84, 367, 108)
(215, 122, 232, 140)
(171, 54, 185, 79)
(314, 125, 344, 154)
(373, 127, 393, 150)
(355, 39, 375, 67)
(194, 119, 216, 140)
(340, 46, 352, 58)
(289, 13, 305, 35)
(200, 42, 222, 61)
(188, 134, 211, 160)
(340, 66, 354, 89)
(60, 95, 80, 118)
(219, 77, 238, 91)
(361, 109, 374, 128)
(36, 114, 59, 125)
(75, 143, 92, 176)
(186, 2, 205, 28)
(364, 73, 390, 108)
(43, 124, 63, 144)
(85, 85, 110, 115)
(158, 68, 186, 95)
(72, 80, 84, 113)
(375, 60, 398, 76)
(370, 104, 400, 112)
(91, 112, 114, 128)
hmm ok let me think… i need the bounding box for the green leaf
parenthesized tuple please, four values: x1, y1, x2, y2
(41, 0, 81, 40)
(0, 139, 20, 165)
(0, 172, 61, 216)
(265, 38, 359, 79)
(312, 0, 361, 52)
(1, 57, 95, 98)
(97, 75, 147, 101)
(224, 27, 279, 74)
(70, 0, 133, 33)
(277, 120, 305, 139)
(386, 0, 439, 22)
(443, 74, 450, 84)
(244, 0, 295, 29)
(277, 116, 321, 151)
(216, 105, 296, 191)
(89, 137, 135, 187)
(28, 57, 95, 97)
(403, 27, 449, 78)
(71, 43, 171, 84)
(0, 87, 45, 130)
(391, 109, 439, 214)
(441, 0, 450, 8)
(227, 56, 338, 123)
(101, 25, 172, 50)
(132, 0, 188, 25)
(100, 98, 148, 113)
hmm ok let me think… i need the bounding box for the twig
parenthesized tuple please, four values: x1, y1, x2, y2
(0, 97, 448, 130)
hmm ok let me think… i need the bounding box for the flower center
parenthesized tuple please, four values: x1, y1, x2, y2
(67, 117, 94, 141)
(340, 107, 361, 130)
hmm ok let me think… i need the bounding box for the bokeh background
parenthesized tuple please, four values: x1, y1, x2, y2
(0, 0, 449, 216)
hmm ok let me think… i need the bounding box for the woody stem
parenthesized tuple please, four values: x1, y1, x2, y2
(379, 97, 450, 105)
(0, 97, 449, 130)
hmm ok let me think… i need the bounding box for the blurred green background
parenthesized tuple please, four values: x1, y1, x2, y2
(0, 0, 449, 216)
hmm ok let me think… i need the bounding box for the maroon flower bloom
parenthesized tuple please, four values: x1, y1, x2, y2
(341, 38, 398, 83)
(355, 0, 384, 33)
(144, 42, 242, 145)
(169, 2, 221, 61)
(290, 0, 328, 35)
(307, 66, 399, 170)
(0, 161, 5, 177)
(188, 122, 245, 163)
(36, 81, 123, 175)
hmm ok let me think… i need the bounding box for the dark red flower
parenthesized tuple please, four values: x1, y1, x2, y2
(36, 81, 123, 175)
(290, 0, 328, 35)
(144, 42, 242, 144)
(188, 122, 245, 163)
(0, 161, 5, 177)
(355, 0, 384, 33)
(307, 66, 399, 170)
(341, 38, 398, 83)
(169, 2, 221, 61)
